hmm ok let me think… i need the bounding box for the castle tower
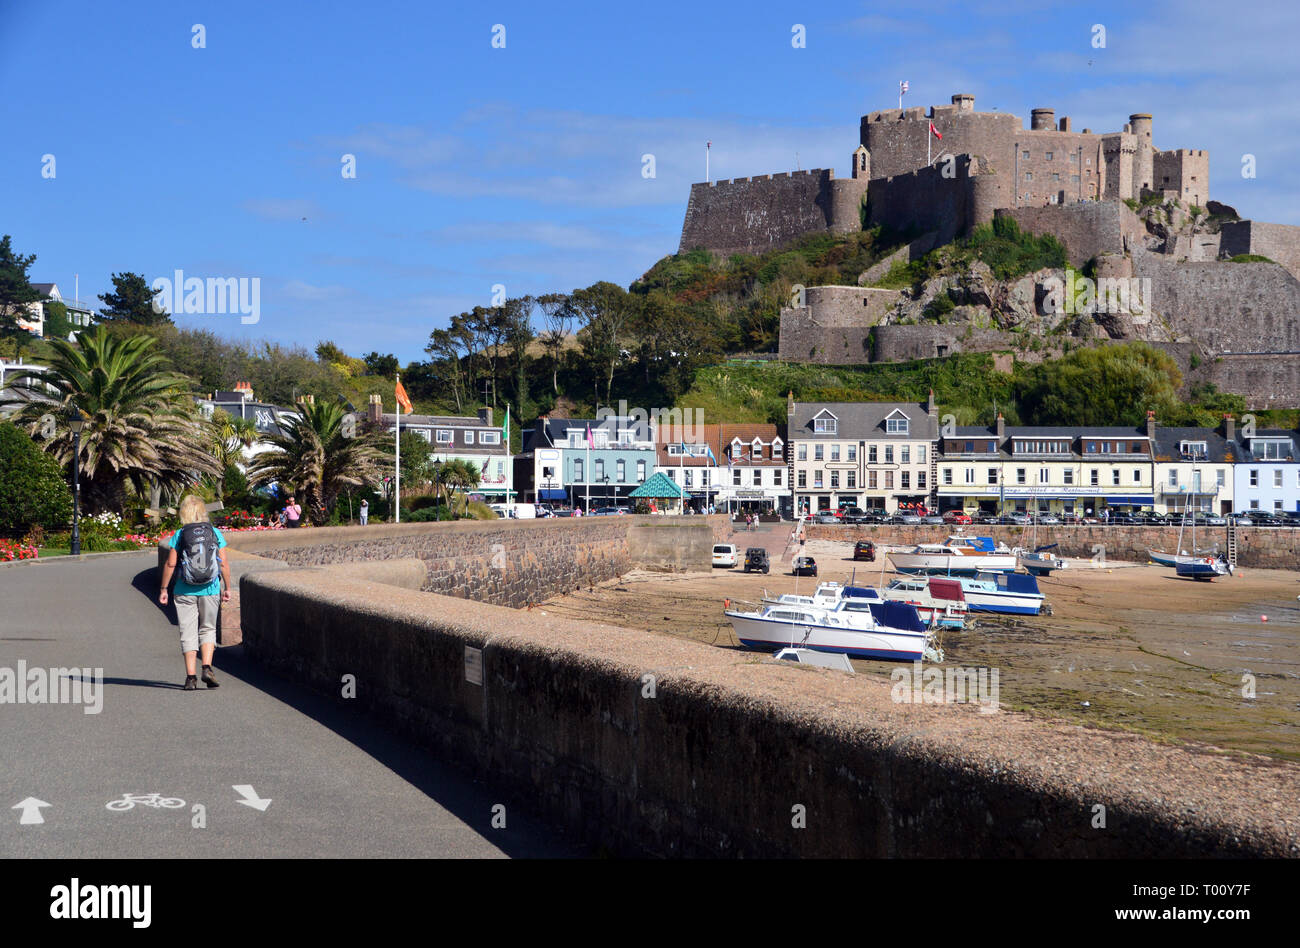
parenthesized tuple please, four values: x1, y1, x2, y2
(1130, 113, 1154, 197)
(1031, 108, 1055, 131)
(852, 145, 869, 180)
(951, 93, 975, 111)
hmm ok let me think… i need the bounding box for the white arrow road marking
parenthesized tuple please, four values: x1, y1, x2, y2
(13, 798, 51, 824)
(232, 785, 271, 811)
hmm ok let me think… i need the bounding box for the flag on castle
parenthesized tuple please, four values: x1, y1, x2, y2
(929, 122, 942, 140)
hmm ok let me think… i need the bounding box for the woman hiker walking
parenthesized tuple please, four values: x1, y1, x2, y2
(158, 495, 231, 690)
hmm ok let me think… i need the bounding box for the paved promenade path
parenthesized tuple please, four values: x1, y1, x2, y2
(0, 553, 583, 858)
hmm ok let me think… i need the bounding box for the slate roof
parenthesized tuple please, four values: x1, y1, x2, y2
(789, 401, 937, 439)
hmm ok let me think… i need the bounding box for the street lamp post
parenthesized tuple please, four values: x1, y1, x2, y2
(66, 405, 86, 556)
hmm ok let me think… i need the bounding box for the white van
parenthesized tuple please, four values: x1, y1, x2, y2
(488, 503, 537, 519)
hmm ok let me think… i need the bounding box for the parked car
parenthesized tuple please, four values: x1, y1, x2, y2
(839, 506, 868, 523)
(791, 555, 818, 577)
(1203, 513, 1227, 526)
(894, 513, 922, 525)
(814, 512, 840, 524)
(590, 506, 629, 516)
(1003, 512, 1032, 525)
(853, 540, 876, 561)
(1035, 514, 1061, 525)
(743, 548, 770, 573)
(712, 544, 739, 568)
(921, 515, 944, 524)
(942, 510, 972, 525)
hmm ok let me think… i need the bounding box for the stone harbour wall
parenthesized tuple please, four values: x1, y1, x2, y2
(224, 516, 729, 608)
(805, 523, 1300, 569)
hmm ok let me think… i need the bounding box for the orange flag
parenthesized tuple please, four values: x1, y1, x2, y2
(395, 378, 413, 414)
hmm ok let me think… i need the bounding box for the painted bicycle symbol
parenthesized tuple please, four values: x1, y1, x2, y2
(105, 793, 186, 811)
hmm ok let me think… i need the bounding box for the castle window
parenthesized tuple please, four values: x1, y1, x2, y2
(1046, 152, 1054, 160)
(1051, 173, 1060, 182)
(1025, 172, 1033, 181)
(1022, 150, 1029, 159)
(1070, 153, 1078, 163)
(1071, 175, 1080, 183)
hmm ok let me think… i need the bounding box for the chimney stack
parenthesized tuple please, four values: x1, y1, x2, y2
(787, 390, 795, 420)
(1146, 410, 1156, 440)
(478, 406, 493, 427)
(1223, 414, 1235, 443)
(996, 413, 1005, 440)
(927, 388, 936, 418)
(368, 393, 383, 423)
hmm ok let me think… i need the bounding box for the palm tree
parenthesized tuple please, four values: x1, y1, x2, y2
(209, 409, 259, 500)
(7, 326, 219, 513)
(438, 458, 481, 515)
(246, 400, 384, 525)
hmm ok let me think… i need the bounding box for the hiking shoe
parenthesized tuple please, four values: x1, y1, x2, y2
(183, 675, 198, 691)
(201, 665, 219, 688)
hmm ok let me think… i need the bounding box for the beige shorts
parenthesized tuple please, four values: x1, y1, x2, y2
(174, 594, 219, 653)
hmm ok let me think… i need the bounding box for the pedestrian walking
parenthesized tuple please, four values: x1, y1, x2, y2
(158, 495, 231, 691)
(284, 495, 303, 528)
(359, 498, 369, 526)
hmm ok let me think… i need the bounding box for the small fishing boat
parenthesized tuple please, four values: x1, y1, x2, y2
(1018, 544, 1067, 576)
(956, 571, 1048, 615)
(727, 584, 942, 662)
(890, 534, 1018, 575)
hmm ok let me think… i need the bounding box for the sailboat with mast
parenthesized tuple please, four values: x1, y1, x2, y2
(1149, 508, 1231, 579)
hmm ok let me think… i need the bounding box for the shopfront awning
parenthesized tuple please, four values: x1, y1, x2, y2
(537, 488, 568, 501)
(1105, 496, 1154, 505)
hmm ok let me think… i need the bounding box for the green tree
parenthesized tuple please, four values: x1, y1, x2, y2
(43, 300, 73, 341)
(246, 400, 386, 525)
(0, 422, 73, 535)
(572, 281, 631, 406)
(7, 326, 220, 513)
(363, 351, 399, 379)
(397, 429, 433, 489)
(0, 235, 41, 335)
(208, 408, 259, 499)
(98, 272, 172, 326)
(1015, 342, 1181, 426)
(436, 458, 481, 515)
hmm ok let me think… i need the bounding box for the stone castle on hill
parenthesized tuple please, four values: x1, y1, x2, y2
(676, 93, 1300, 408)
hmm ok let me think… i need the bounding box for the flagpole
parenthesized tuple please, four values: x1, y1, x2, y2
(394, 374, 401, 523)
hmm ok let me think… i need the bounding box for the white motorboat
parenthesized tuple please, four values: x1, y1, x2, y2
(727, 583, 942, 662)
(890, 534, 1018, 575)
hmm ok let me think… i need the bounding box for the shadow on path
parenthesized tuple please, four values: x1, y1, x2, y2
(210, 643, 586, 858)
(131, 567, 176, 624)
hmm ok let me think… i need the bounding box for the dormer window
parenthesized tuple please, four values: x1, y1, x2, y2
(772, 438, 783, 458)
(1252, 439, 1290, 460)
(751, 437, 763, 456)
(1179, 440, 1206, 459)
(884, 411, 909, 435)
(813, 416, 837, 434)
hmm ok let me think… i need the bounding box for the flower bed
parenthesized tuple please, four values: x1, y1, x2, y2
(0, 539, 38, 561)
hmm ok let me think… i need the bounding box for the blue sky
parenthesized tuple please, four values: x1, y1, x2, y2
(3, 0, 1295, 362)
